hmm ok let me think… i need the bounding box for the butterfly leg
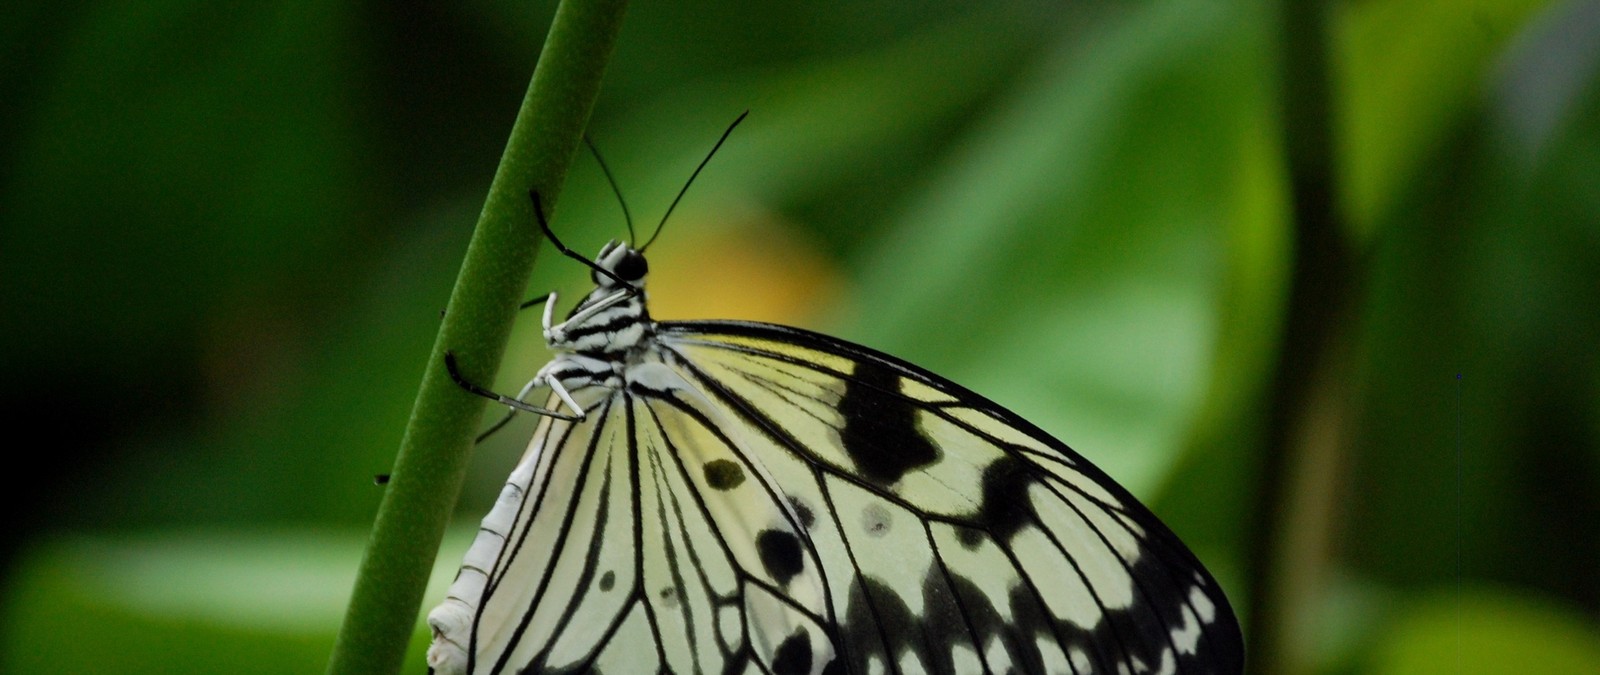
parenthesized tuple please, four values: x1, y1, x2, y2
(541, 291, 559, 334)
(473, 377, 543, 443)
(544, 288, 630, 343)
(443, 351, 583, 421)
(518, 292, 551, 311)
(543, 376, 586, 420)
(472, 292, 563, 442)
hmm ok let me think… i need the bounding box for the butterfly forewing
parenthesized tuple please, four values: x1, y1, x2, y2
(657, 321, 1243, 674)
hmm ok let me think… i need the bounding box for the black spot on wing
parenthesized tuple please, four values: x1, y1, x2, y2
(837, 577, 904, 673)
(860, 504, 892, 537)
(824, 521, 1239, 675)
(772, 628, 813, 675)
(943, 570, 1048, 674)
(703, 459, 746, 490)
(757, 529, 805, 584)
(720, 651, 750, 675)
(959, 456, 1037, 547)
(839, 361, 939, 485)
(836, 574, 974, 675)
(789, 497, 816, 530)
(599, 570, 615, 591)
(1092, 545, 1244, 675)
(916, 567, 980, 675)
(976, 542, 1246, 675)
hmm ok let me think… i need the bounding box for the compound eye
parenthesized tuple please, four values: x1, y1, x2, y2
(613, 250, 648, 282)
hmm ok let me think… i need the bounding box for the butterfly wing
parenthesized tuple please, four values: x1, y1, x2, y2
(428, 319, 1243, 674)
(428, 376, 838, 674)
(426, 388, 646, 674)
(653, 320, 1244, 674)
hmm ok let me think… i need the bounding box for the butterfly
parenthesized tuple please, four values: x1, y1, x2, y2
(425, 118, 1244, 675)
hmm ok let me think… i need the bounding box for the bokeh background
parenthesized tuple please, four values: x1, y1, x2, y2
(3, 0, 1598, 672)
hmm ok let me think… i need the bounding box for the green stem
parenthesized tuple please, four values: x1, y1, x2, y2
(1245, 1, 1358, 674)
(326, 1, 629, 673)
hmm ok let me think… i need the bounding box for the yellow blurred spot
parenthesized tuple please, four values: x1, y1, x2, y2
(645, 206, 843, 329)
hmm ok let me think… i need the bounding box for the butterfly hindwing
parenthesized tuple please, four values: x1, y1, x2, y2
(462, 394, 640, 673)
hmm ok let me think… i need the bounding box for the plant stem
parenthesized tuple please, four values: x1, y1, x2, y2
(1245, 1, 1359, 675)
(326, 1, 628, 673)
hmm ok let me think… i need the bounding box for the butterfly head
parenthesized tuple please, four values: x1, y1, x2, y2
(593, 240, 649, 289)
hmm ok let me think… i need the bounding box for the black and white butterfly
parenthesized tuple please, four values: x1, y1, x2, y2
(425, 120, 1243, 675)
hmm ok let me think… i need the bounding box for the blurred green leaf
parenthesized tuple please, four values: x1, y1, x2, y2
(850, 0, 1278, 500)
(1337, 0, 1549, 230)
(1369, 588, 1600, 674)
(546, 5, 1057, 259)
(1350, 0, 1600, 600)
(0, 531, 470, 674)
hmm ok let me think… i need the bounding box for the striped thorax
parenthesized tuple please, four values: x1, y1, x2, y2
(528, 240, 654, 419)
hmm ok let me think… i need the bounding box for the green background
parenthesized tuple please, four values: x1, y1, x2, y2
(3, 0, 1598, 672)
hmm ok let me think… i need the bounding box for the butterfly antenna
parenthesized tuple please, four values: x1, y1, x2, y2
(640, 110, 749, 251)
(530, 190, 633, 289)
(584, 135, 636, 245)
